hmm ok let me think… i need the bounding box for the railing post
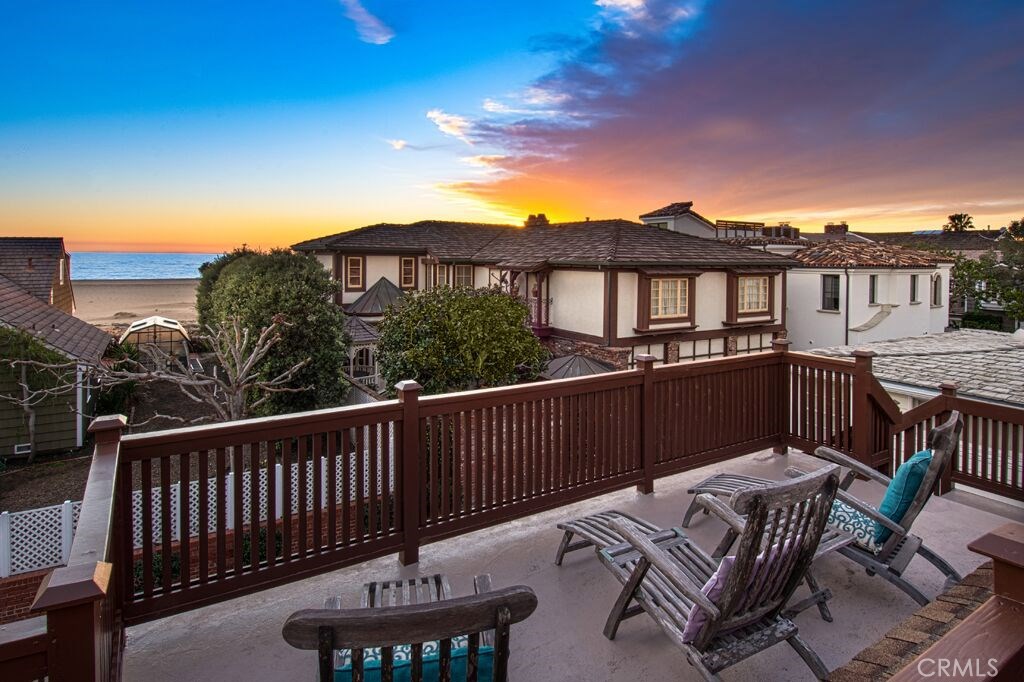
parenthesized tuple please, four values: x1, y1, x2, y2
(771, 338, 791, 455)
(851, 349, 876, 469)
(397, 380, 422, 566)
(636, 354, 656, 494)
(0, 511, 10, 578)
(32, 414, 125, 682)
(937, 382, 958, 495)
(60, 500, 74, 564)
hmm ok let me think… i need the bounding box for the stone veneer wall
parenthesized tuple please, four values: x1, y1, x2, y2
(542, 337, 631, 370)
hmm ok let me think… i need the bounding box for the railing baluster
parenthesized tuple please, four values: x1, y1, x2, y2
(281, 439, 292, 562)
(312, 434, 323, 553)
(199, 449, 209, 583)
(159, 456, 172, 594)
(342, 428, 352, 546)
(141, 458, 153, 599)
(179, 452, 191, 590)
(249, 442, 261, 570)
(267, 441, 277, 565)
(215, 447, 227, 579)
(232, 445, 244, 575)
(297, 435, 308, 558)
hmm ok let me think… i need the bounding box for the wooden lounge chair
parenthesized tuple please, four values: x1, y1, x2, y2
(598, 465, 840, 681)
(282, 576, 538, 682)
(690, 411, 965, 606)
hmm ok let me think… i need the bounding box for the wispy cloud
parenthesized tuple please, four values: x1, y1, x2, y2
(461, 154, 507, 168)
(426, 109, 472, 143)
(386, 138, 407, 150)
(338, 0, 394, 45)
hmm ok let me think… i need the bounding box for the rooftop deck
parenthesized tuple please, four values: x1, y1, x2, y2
(123, 449, 1021, 681)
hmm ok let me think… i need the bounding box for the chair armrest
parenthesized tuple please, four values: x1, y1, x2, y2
(608, 518, 720, 620)
(696, 493, 747, 535)
(812, 446, 893, 488)
(835, 489, 907, 537)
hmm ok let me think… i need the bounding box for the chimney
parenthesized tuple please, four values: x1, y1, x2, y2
(524, 213, 550, 227)
(824, 221, 848, 236)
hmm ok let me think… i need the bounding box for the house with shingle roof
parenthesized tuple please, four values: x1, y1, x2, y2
(637, 200, 718, 237)
(0, 237, 76, 313)
(785, 240, 953, 351)
(294, 215, 793, 368)
(0, 269, 112, 458)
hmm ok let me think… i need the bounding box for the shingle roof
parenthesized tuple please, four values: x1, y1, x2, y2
(801, 231, 877, 244)
(346, 277, 406, 316)
(639, 201, 694, 218)
(0, 237, 66, 304)
(810, 330, 1024, 407)
(297, 219, 793, 269)
(870, 229, 1005, 252)
(543, 354, 614, 380)
(720, 237, 807, 247)
(343, 316, 379, 345)
(0, 274, 111, 362)
(790, 241, 954, 268)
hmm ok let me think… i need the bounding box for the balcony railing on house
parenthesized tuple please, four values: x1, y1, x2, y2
(4, 343, 1024, 681)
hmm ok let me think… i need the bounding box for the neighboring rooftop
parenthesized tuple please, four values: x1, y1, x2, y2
(346, 277, 406, 316)
(0, 236, 67, 304)
(871, 229, 1006, 252)
(542, 353, 614, 380)
(295, 219, 794, 269)
(0, 273, 111, 362)
(810, 329, 1024, 407)
(790, 241, 954, 268)
(343, 315, 379, 345)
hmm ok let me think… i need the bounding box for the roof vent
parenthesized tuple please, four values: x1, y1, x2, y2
(524, 213, 550, 227)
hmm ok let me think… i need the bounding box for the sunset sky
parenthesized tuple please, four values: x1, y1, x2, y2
(1, 1, 1022, 252)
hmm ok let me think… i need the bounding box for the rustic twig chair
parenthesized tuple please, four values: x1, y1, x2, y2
(597, 465, 840, 681)
(282, 579, 538, 682)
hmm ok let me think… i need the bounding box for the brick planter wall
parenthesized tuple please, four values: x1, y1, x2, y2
(0, 568, 49, 624)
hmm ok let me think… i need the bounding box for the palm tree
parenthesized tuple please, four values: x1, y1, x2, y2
(944, 213, 974, 232)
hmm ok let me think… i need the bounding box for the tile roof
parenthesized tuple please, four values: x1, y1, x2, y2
(810, 330, 1024, 407)
(0, 274, 111, 362)
(801, 232, 877, 244)
(295, 219, 793, 269)
(720, 237, 807, 247)
(345, 277, 406, 316)
(790, 241, 954, 268)
(543, 354, 614, 380)
(0, 237, 66, 303)
(343, 316, 379, 345)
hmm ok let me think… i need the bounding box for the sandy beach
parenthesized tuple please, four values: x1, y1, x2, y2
(74, 279, 199, 328)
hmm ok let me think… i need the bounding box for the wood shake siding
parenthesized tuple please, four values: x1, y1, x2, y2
(0, 365, 81, 455)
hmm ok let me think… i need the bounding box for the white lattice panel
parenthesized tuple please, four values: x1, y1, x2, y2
(8, 505, 63, 575)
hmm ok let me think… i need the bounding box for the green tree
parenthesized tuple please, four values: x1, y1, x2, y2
(1007, 217, 1024, 240)
(376, 286, 548, 396)
(196, 246, 258, 329)
(943, 213, 974, 232)
(209, 250, 349, 415)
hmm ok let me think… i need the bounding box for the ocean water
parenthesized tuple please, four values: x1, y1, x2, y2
(71, 252, 219, 280)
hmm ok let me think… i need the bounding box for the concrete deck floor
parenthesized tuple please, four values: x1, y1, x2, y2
(123, 449, 1023, 681)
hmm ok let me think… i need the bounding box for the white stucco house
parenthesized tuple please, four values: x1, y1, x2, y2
(785, 241, 953, 351)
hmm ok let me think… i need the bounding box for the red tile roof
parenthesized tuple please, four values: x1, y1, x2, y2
(0, 274, 111, 362)
(0, 237, 67, 304)
(294, 219, 792, 268)
(790, 241, 954, 268)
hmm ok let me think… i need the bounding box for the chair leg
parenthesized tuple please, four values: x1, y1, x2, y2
(787, 634, 830, 680)
(554, 530, 575, 566)
(917, 543, 963, 584)
(784, 571, 833, 622)
(681, 496, 704, 528)
(604, 559, 650, 640)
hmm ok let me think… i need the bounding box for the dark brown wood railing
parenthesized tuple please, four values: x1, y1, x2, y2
(7, 344, 1024, 681)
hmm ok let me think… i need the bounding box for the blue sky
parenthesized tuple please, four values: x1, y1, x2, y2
(1, 1, 1022, 251)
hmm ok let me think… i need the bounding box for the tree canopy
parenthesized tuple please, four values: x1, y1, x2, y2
(376, 286, 548, 396)
(943, 213, 974, 232)
(196, 246, 258, 329)
(209, 250, 349, 414)
(950, 220, 1024, 323)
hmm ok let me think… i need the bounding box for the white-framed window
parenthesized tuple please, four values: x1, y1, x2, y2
(738, 275, 770, 314)
(649, 222, 669, 230)
(821, 274, 840, 311)
(59, 258, 65, 284)
(931, 273, 943, 306)
(434, 264, 450, 287)
(400, 257, 416, 289)
(454, 264, 473, 288)
(650, 278, 689, 319)
(910, 274, 919, 303)
(869, 274, 879, 304)
(344, 256, 364, 290)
